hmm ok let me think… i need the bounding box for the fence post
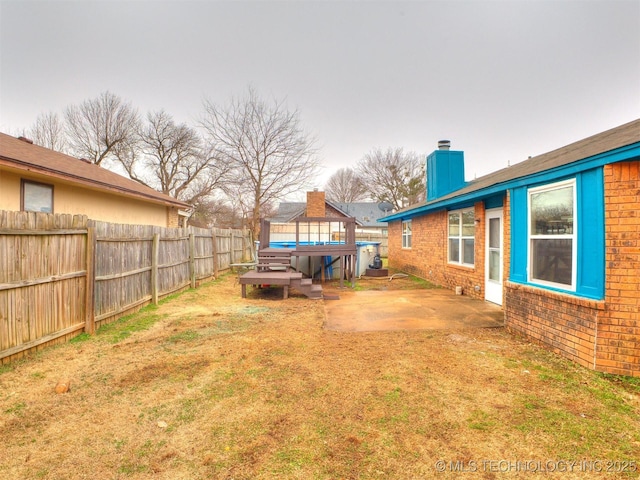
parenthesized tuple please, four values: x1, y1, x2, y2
(229, 228, 235, 264)
(151, 233, 159, 304)
(212, 228, 219, 278)
(84, 226, 96, 334)
(189, 232, 196, 289)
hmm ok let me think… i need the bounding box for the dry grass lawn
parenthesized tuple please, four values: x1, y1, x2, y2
(1, 273, 639, 479)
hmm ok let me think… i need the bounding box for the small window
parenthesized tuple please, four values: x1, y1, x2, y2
(448, 208, 475, 266)
(528, 179, 576, 289)
(22, 180, 53, 213)
(402, 220, 412, 248)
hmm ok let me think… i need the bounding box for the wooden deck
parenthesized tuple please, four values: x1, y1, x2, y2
(239, 216, 359, 299)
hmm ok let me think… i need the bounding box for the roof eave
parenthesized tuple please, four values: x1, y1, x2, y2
(380, 142, 640, 223)
(0, 156, 191, 209)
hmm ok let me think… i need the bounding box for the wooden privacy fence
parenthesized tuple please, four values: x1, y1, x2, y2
(0, 211, 253, 363)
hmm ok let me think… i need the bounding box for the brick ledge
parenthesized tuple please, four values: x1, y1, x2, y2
(505, 281, 606, 310)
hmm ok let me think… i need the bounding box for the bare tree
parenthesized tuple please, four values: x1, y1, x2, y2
(113, 110, 230, 226)
(119, 110, 225, 201)
(200, 87, 319, 237)
(324, 167, 369, 203)
(189, 197, 241, 229)
(28, 112, 68, 152)
(357, 147, 425, 210)
(65, 91, 140, 166)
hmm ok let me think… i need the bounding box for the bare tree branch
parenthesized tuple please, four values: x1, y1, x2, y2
(200, 86, 320, 237)
(65, 91, 140, 166)
(28, 112, 68, 152)
(357, 147, 425, 210)
(114, 110, 230, 209)
(324, 168, 369, 203)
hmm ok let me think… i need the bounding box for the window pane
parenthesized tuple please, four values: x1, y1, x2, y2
(489, 250, 500, 281)
(531, 239, 572, 285)
(462, 210, 475, 226)
(23, 182, 53, 213)
(448, 213, 459, 236)
(462, 210, 475, 236)
(462, 225, 475, 237)
(449, 238, 459, 262)
(489, 218, 500, 248)
(531, 185, 573, 235)
(463, 238, 475, 264)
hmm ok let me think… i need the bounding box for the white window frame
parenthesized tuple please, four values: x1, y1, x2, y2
(527, 179, 577, 290)
(448, 208, 475, 267)
(402, 220, 412, 249)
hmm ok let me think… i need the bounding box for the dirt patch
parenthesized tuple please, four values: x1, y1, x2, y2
(0, 274, 638, 479)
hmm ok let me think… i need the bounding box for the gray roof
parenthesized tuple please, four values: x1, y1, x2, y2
(271, 202, 306, 223)
(330, 202, 389, 227)
(382, 118, 640, 221)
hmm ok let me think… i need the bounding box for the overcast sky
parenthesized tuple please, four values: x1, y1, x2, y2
(1, 0, 639, 199)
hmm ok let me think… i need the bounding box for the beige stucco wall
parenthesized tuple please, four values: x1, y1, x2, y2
(0, 169, 21, 211)
(0, 168, 171, 227)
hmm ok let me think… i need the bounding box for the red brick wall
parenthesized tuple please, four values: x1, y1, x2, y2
(388, 201, 487, 299)
(505, 283, 605, 370)
(599, 161, 640, 375)
(505, 162, 640, 377)
(306, 191, 326, 217)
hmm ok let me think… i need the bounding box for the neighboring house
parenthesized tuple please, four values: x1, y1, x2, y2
(270, 190, 388, 246)
(380, 119, 640, 377)
(0, 133, 191, 227)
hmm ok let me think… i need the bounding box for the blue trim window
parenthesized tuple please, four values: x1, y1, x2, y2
(402, 220, 412, 248)
(528, 179, 577, 290)
(510, 168, 604, 299)
(448, 208, 475, 266)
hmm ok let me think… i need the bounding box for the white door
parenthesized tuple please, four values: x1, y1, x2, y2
(485, 209, 503, 305)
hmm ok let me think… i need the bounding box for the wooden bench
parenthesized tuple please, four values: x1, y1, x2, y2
(239, 271, 303, 299)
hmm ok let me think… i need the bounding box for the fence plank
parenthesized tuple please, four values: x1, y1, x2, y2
(152, 233, 159, 305)
(85, 226, 96, 334)
(1, 211, 250, 362)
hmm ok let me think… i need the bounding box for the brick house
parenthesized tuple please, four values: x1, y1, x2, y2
(380, 119, 640, 376)
(0, 133, 191, 227)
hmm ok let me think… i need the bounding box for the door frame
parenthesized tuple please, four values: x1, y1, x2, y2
(485, 208, 504, 305)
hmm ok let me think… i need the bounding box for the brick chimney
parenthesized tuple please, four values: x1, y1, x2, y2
(306, 189, 326, 217)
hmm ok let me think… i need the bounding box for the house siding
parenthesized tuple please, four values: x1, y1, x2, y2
(388, 201, 487, 299)
(505, 161, 640, 377)
(0, 169, 173, 228)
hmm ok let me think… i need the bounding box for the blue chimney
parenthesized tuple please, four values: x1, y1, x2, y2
(426, 140, 466, 201)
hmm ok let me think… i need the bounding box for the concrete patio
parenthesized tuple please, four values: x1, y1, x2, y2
(323, 287, 504, 332)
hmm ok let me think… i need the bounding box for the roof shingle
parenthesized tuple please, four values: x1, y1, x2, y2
(0, 133, 190, 208)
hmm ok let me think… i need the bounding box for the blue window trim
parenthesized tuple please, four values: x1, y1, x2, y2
(510, 168, 605, 299)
